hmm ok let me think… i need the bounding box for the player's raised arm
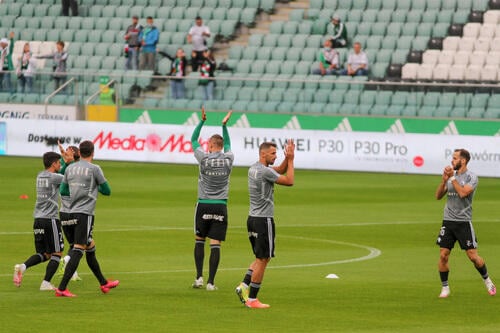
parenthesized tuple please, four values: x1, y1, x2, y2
(275, 140, 295, 186)
(191, 106, 207, 151)
(273, 139, 295, 175)
(222, 110, 232, 152)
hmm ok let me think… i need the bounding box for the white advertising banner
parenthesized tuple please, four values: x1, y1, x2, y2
(2, 119, 499, 177)
(0, 104, 78, 121)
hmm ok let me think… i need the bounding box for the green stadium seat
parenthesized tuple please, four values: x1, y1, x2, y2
(257, 46, 272, 61)
(366, 36, 382, 50)
(47, 30, 61, 42)
(386, 22, 403, 37)
(309, 0, 324, 9)
(360, 9, 377, 23)
(467, 108, 484, 118)
(391, 50, 408, 64)
(412, 36, 429, 50)
(381, 0, 396, 10)
(412, 0, 426, 10)
(81, 17, 95, 30)
(115, 5, 129, 17)
(289, 9, 304, 21)
(129, 5, 144, 18)
(295, 61, 312, 75)
(33, 29, 47, 41)
(298, 21, 313, 35)
(381, 36, 396, 50)
(312, 19, 328, 35)
(283, 22, 299, 35)
(241, 8, 258, 26)
(348, 9, 363, 22)
(437, 10, 454, 23)
(426, 0, 441, 11)
(457, 0, 473, 10)
(242, 46, 257, 60)
(20, 29, 34, 41)
(375, 9, 392, 22)
(272, 47, 288, 61)
(433, 23, 449, 37)
(60, 30, 75, 42)
(390, 9, 407, 23)
(371, 22, 386, 36)
(269, 21, 283, 34)
(356, 22, 371, 36)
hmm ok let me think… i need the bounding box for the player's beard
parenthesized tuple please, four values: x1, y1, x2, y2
(453, 161, 461, 171)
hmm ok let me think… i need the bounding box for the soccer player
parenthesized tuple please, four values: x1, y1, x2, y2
(13, 151, 73, 291)
(435, 148, 496, 298)
(57, 142, 81, 282)
(55, 140, 119, 297)
(191, 107, 233, 291)
(235, 140, 295, 308)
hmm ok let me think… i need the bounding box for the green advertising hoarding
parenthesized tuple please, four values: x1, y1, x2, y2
(119, 108, 500, 137)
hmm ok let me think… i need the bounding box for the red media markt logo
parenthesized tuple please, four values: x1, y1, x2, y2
(413, 156, 424, 167)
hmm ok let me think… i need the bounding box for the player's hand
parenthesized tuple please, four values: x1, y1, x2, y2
(222, 110, 232, 125)
(201, 106, 207, 121)
(284, 139, 295, 160)
(57, 140, 65, 155)
(442, 166, 452, 181)
(9, 31, 15, 39)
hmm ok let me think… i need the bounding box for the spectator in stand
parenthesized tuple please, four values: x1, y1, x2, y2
(138, 16, 159, 71)
(187, 16, 211, 72)
(16, 42, 37, 93)
(160, 48, 187, 99)
(199, 49, 216, 101)
(36, 41, 68, 90)
(329, 16, 347, 48)
(124, 15, 143, 71)
(0, 32, 15, 93)
(61, 0, 78, 16)
(311, 39, 339, 76)
(340, 42, 368, 76)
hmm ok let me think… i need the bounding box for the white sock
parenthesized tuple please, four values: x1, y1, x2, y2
(64, 255, 70, 264)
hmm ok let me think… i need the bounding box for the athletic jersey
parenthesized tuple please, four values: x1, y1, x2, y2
(60, 195, 71, 213)
(248, 162, 280, 217)
(33, 171, 63, 219)
(63, 160, 107, 215)
(444, 170, 478, 222)
(194, 148, 234, 200)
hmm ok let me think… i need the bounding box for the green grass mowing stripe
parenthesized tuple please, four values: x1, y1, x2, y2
(0, 156, 499, 333)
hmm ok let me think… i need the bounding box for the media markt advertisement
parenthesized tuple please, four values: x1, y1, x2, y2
(3, 118, 500, 177)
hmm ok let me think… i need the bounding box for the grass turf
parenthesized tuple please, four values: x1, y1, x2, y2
(0, 156, 499, 332)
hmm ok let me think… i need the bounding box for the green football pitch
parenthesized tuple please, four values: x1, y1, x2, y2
(1, 156, 499, 333)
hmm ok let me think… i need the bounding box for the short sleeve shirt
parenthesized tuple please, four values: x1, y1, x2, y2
(33, 171, 64, 219)
(248, 162, 280, 217)
(443, 170, 478, 221)
(189, 25, 210, 51)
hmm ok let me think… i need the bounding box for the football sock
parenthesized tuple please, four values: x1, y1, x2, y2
(24, 253, 44, 268)
(440, 271, 449, 287)
(194, 240, 205, 279)
(64, 255, 71, 264)
(44, 255, 61, 282)
(243, 269, 253, 286)
(476, 264, 489, 279)
(249, 282, 261, 299)
(208, 244, 220, 285)
(86, 246, 107, 285)
(58, 248, 84, 290)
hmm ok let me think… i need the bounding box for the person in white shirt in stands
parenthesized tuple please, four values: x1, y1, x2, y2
(187, 16, 211, 72)
(340, 42, 369, 76)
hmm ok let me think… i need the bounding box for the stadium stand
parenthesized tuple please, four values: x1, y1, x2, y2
(0, 0, 498, 119)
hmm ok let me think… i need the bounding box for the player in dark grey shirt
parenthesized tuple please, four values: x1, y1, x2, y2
(55, 140, 119, 297)
(435, 148, 496, 298)
(191, 108, 233, 290)
(13, 151, 73, 291)
(236, 140, 295, 309)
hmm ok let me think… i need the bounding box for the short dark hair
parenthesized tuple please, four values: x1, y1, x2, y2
(147, 16, 153, 20)
(455, 148, 471, 164)
(259, 142, 277, 153)
(56, 40, 65, 48)
(43, 152, 61, 169)
(79, 140, 94, 158)
(195, 16, 202, 20)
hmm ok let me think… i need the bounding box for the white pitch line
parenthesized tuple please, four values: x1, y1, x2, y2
(0, 234, 381, 277)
